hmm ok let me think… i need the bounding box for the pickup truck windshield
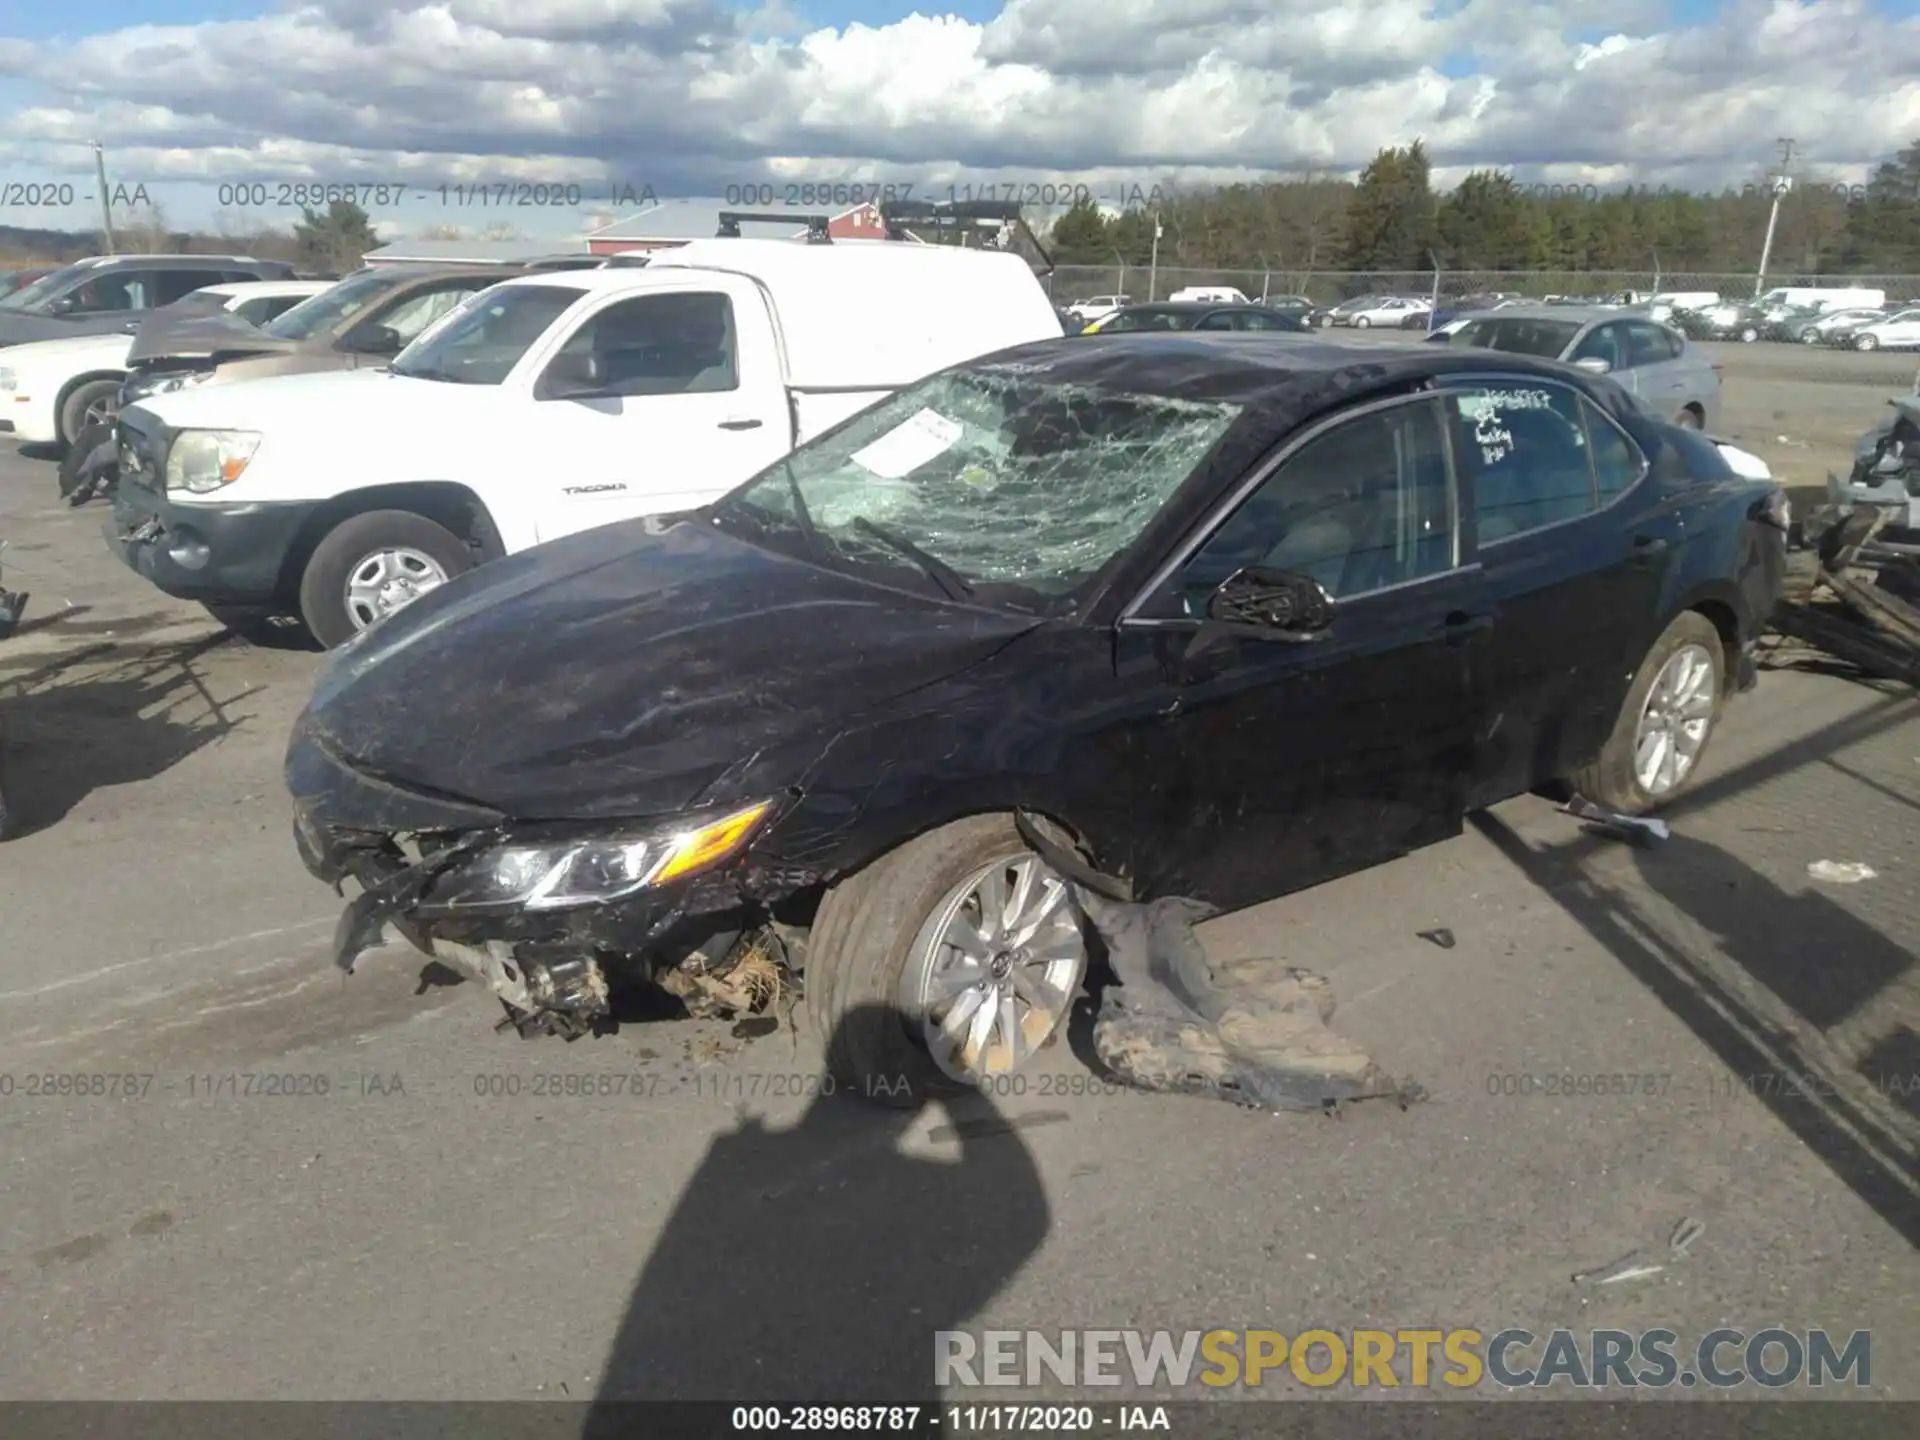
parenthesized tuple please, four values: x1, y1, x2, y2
(718, 369, 1241, 601)
(387, 283, 582, 384)
(0, 263, 87, 311)
(263, 269, 399, 341)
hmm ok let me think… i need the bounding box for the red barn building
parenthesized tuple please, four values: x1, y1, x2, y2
(582, 199, 907, 255)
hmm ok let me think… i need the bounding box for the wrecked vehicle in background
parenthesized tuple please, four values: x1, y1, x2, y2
(286, 334, 1788, 1098)
(1829, 392, 1920, 532)
(110, 235, 1063, 648)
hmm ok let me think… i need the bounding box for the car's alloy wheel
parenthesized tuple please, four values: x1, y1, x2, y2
(1633, 644, 1717, 796)
(898, 852, 1085, 1082)
(1672, 408, 1702, 429)
(1855, 334, 1879, 351)
(1739, 326, 1759, 343)
(344, 547, 451, 631)
(57, 378, 124, 450)
(1565, 610, 1725, 814)
(1354, 316, 1371, 328)
(1800, 331, 1821, 344)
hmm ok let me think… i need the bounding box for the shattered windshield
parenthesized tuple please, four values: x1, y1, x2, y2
(715, 369, 1241, 603)
(263, 269, 399, 340)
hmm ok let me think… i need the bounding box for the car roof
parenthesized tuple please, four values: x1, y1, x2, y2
(194, 280, 332, 298)
(964, 332, 1606, 409)
(1460, 306, 1646, 326)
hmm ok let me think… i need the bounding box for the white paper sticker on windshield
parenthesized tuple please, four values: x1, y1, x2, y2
(850, 408, 964, 479)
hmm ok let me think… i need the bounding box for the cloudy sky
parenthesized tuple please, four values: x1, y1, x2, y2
(0, 0, 1916, 239)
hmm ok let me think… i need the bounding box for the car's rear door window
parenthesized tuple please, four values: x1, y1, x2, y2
(1579, 398, 1649, 502)
(1446, 382, 1597, 543)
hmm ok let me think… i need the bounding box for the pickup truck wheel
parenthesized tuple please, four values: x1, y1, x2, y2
(298, 510, 474, 648)
(58, 380, 121, 450)
(1566, 611, 1725, 815)
(808, 815, 1088, 1104)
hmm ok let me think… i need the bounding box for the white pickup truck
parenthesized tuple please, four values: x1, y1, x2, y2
(109, 238, 1063, 646)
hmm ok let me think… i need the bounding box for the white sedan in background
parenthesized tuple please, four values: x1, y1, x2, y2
(1850, 309, 1920, 352)
(1333, 295, 1432, 328)
(0, 279, 328, 449)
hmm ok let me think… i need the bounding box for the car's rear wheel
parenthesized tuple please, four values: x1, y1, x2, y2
(1567, 611, 1726, 815)
(1800, 330, 1821, 344)
(1353, 316, 1372, 328)
(58, 379, 121, 450)
(808, 815, 1088, 1103)
(297, 509, 474, 648)
(1738, 326, 1759, 343)
(1855, 333, 1880, 351)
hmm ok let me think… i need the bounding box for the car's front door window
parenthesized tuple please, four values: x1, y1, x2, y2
(65, 271, 154, 314)
(1148, 398, 1457, 616)
(1569, 322, 1626, 369)
(544, 292, 739, 396)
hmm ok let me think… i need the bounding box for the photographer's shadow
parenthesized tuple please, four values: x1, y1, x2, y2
(583, 1003, 1052, 1429)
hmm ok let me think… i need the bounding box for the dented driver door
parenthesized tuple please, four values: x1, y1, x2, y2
(1111, 393, 1494, 914)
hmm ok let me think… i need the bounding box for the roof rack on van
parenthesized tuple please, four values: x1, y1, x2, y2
(876, 199, 1054, 275)
(716, 211, 833, 244)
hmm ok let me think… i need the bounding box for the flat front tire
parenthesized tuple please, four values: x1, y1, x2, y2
(807, 815, 1088, 1104)
(1567, 611, 1726, 815)
(297, 509, 474, 649)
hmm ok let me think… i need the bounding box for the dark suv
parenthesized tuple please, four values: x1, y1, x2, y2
(0, 254, 298, 347)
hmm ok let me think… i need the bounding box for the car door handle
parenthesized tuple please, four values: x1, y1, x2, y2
(1632, 535, 1670, 564)
(1440, 610, 1494, 645)
(718, 418, 763, 431)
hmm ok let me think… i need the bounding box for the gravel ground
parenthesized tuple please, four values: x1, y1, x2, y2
(0, 372, 1916, 1406)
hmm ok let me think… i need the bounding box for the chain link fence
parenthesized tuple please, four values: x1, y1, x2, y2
(1044, 266, 1920, 309)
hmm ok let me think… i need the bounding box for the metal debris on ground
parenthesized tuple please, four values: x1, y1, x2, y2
(1572, 1215, 1706, 1290)
(1562, 794, 1671, 847)
(1768, 443, 1920, 686)
(1417, 928, 1457, 950)
(1071, 890, 1422, 1115)
(1807, 860, 1878, 884)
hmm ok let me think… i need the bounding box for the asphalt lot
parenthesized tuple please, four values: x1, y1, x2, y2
(1, 353, 1917, 1402)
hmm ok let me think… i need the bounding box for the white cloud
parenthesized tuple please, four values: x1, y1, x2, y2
(1, 0, 1915, 216)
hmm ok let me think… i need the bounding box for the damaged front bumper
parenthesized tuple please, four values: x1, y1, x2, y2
(288, 728, 816, 1039)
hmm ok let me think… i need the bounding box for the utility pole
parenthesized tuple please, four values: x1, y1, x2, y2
(1753, 137, 1795, 299)
(93, 141, 116, 254)
(1148, 213, 1161, 302)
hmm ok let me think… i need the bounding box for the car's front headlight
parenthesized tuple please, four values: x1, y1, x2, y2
(165, 428, 261, 494)
(417, 800, 774, 914)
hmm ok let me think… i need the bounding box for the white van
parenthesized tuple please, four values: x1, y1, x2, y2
(1169, 286, 1250, 304)
(108, 238, 1063, 646)
(1757, 286, 1886, 315)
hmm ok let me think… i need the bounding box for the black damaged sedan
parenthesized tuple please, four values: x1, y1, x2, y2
(287, 335, 1787, 1096)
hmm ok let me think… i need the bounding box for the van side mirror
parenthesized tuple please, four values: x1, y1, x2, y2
(1574, 356, 1611, 375)
(1206, 566, 1335, 637)
(541, 350, 605, 399)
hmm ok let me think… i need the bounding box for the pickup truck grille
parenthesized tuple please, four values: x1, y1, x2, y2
(116, 412, 164, 489)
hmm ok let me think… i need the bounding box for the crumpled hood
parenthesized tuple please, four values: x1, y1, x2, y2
(291, 516, 1042, 823)
(127, 308, 295, 364)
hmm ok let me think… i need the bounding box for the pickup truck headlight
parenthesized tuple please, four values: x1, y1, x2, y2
(165, 429, 261, 494)
(417, 800, 774, 913)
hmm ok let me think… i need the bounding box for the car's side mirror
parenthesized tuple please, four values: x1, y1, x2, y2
(344, 324, 404, 355)
(47, 294, 78, 315)
(1574, 356, 1612, 374)
(541, 350, 605, 399)
(1205, 566, 1336, 637)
